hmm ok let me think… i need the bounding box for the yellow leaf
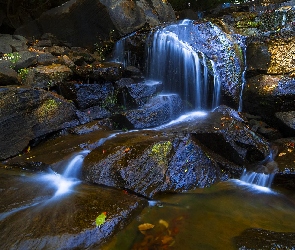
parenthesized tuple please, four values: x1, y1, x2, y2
(138, 223, 154, 231)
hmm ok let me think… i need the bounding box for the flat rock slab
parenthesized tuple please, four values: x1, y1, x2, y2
(0, 168, 147, 249)
(233, 228, 295, 250)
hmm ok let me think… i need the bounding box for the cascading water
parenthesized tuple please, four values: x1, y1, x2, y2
(146, 28, 216, 110)
(239, 148, 278, 189)
(41, 150, 90, 197)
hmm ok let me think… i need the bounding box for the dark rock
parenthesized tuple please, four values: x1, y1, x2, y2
(0, 65, 19, 85)
(123, 66, 143, 79)
(248, 119, 282, 140)
(115, 79, 162, 108)
(24, 64, 73, 89)
(75, 62, 124, 82)
(83, 111, 270, 198)
(243, 75, 295, 123)
(0, 34, 28, 54)
(0, 87, 79, 160)
(36, 52, 59, 66)
(69, 120, 113, 135)
(13, 51, 38, 71)
(233, 228, 295, 250)
(275, 111, 295, 136)
(0, 169, 147, 249)
(112, 94, 183, 129)
(57, 82, 114, 110)
(246, 42, 271, 73)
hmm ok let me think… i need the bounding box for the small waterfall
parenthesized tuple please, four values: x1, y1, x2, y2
(240, 169, 275, 188)
(146, 28, 217, 110)
(41, 150, 90, 197)
(238, 45, 247, 112)
(240, 148, 278, 188)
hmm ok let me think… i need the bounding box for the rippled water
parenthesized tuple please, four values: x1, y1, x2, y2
(102, 180, 295, 250)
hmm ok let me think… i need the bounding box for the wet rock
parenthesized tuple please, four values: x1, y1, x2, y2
(83, 131, 222, 198)
(0, 87, 79, 160)
(24, 64, 72, 89)
(83, 111, 270, 198)
(112, 94, 183, 129)
(233, 228, 295, 250)
(243, 75, 295, 122)
(13, 51, 38, 71)
(69, 120, 113, 135)
(57, 82, 114, 110)
(74, 62, 123, 82)
(275, 111, 295, 136)
(0, 65, 19, 85)
(14, 0, 175, 50)
(36, 52, 59, 66)
(0, 168, 147, 249)
(115, 79, 162, 108)
(0, 34, 28, 54)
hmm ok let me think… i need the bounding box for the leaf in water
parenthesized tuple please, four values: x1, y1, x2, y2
(95, 212, 107, 227)
(159, 219, 169, 228)
(138, 223, 154, 234)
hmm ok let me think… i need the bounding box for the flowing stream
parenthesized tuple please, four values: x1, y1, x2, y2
(1, 19, 295, 250)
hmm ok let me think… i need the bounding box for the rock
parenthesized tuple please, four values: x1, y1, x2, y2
(242, 75, 295, 122)
(75, 62, 124, 82)
(233, 228, 295, 250)
(275, 111, 295, 136)
(112, 94, 183, 129)
(0, 34, 28, 54)
(24, 64, 73, 89)
(69, 120, 113, 135)
(83, 111, 270, 198)
(0, 65, 19, 85)
(36, 52, 59, 66)
(0, 169, 147, 249)
(0, 87, 79, 160)
(57, 82, 114, 110)
(13, 51, 38, 71)
(115, 79, 162, 108)
(272, 137, 295, 172)
(14, 0, 175, 49)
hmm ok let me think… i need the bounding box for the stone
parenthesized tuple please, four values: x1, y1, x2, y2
(112, 94, 183, 129)
(0, 34, 28, 54)
(242, 74, 295, 123)
(14, 0, 175, 49)
(57, 82, 114, 110)
(75, 62, 124, 82)
(0, 65, 19, 85)
(275, 111, 295, 136)
(115, 79, 162, 108)
(36, 52, 59, 66)
(83, 111, 270, 198)
(24, 64, 73, 89)
(0, 169, 147, 249)
(13, 51, 38, 71)
(233, 228, 295, 250)
(0, 87, 79, 160)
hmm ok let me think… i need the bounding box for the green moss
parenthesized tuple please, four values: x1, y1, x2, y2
(2, 52, 21, 67)
(150, 141, 172, 166)
(37, 99, 60, 121)
(18, 68, 29, 83)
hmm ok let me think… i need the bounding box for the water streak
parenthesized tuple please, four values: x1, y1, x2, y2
(240, 169, 275, 188)
(146, 29, 215, 110)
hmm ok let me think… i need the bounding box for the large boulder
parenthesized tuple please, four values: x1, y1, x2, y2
(14, 0, 176, 49)
(0, 87, 79, 160)
(112, 94, 183, 129)
(242, 74, 295, 122)
(0, 169, 147, 249)
(83, 111, 270, 198)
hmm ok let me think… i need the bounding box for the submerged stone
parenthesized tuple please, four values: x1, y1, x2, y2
(0, 168, 147, 249)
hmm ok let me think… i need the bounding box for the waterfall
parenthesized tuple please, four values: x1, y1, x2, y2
(238, 45, 247, 112)
(240, 148, 278, 188)
(240, 169, 275, 188)
(41, 150, 90, 197)
(146, 29, 217, 110)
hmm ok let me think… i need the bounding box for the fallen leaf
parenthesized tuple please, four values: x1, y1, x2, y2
(95, 212, 107, 227)
(159, 219, 169, 228)
(161, 235, 174, 245)
(138, 223, 154, 231)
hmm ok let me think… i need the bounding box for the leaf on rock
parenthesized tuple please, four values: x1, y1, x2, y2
(95, 212, 107, 227)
